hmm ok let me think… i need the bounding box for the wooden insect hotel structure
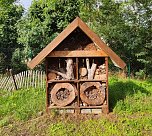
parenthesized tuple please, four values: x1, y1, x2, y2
(27, 17, 126, 114)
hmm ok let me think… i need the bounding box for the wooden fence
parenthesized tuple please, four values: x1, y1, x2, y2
(0, 70, 46, 91)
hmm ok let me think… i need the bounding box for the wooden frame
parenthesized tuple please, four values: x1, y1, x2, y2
(48, 51, 108, 57)
(46, 57, 109, 114)
(27, 17, 126, 69)
(27, 17, 126, 114)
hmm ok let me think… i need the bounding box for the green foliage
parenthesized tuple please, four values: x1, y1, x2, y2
(17, 0, 80, 62)
(0, 52, 6, 73)
(135, 69, 146, 79)
(0, 0, 151, 76)
(79, 0, 152, 76)
(11, 48, 27, 73)
(0, 0, 23, 71)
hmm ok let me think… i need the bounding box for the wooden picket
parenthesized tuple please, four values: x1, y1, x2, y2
(0, 70, 45, 91)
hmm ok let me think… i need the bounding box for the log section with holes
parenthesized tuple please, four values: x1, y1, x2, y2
(80, 82, 105, 106)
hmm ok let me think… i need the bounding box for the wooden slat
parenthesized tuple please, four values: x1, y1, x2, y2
(27, 17, 79, 69)
(30, 70, 32, 87)
(15, 73, 19, 89)
(78, 17, 126, 69)
(40, 71, 43, 88)
(0, 76, 7, 88)
(18, 73, 22, 89)
(38, 71, 40, 88)
(48, 50, 108, 57)
(3, 76, 9, 90)
(0, 70, 45, 91)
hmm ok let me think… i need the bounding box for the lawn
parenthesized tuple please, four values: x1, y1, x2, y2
(0, 76, 152, 136)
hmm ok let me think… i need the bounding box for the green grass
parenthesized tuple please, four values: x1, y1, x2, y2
(0, 77, 152, 136)
(0, 88, 45, 123)
(109, 77, 152, 114)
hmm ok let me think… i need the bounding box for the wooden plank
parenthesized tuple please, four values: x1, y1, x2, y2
(43, 71, 45, 88)
(32, 71, 35, 87)
(38, 71, 40, 88)
(40, 71, 42, 88)
(79, 79, 106, 82)
(18, 73, 22, 88)
(80, 106, 102, 109)
(104, 57, 109, 114)
(35, 70, 38, 88)
(76, 58, 80, 114)
(23, 71, 25, 88)
(3, 76, 9, 90)
(27, 17, 79, 69)
(48, 106, 103, 109)
(27, 71, 29, 88)
(29, 70, 32, 88)
(48, 50, 108, 57)
(47, 80, 76, 83)
(0, 76, 7, 89)
(14, 74, 19, 89)
(78, 17, 126, 69)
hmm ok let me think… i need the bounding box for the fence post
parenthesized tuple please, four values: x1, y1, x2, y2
(10, 69, 18, 90)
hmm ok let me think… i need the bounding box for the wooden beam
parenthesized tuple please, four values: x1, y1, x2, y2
(27, 17, 126, 69)
(27, 17, 79, 69)
(48, 51, 108, 57)
(77, 18, 126, 69)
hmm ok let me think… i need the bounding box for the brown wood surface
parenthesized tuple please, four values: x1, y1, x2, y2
(80, 82, 105, 106)
(51, 83, 77, 106)
(48, 106, 103, 109)
(78, 18, 126, 69)
(45, 59, 49, 113)
(105, 57, 109, 113)
(27, 17, 126, 69)
(27, 17, 79, 69)
(48, 50, 108, 57)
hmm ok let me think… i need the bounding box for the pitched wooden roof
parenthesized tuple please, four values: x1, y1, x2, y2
(27, 17, 126, 69)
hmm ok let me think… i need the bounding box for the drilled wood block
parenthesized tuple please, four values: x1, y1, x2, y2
(81, 109, 92, 113)
(91, 109, 102, 114)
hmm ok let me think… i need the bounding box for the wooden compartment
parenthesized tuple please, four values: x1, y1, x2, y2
(46, 56, 109, 114)
(27, 17, 126, 114)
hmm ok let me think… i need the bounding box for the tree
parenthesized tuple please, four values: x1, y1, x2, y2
(17, 0, 80, 66)
(79, 0, 152, 77)
(0, 0, 23, 73)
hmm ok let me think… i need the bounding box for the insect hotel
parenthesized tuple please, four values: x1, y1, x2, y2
(27, 17, 126, 114)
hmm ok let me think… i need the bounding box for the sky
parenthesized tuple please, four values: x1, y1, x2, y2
(19, 0, 32, 10)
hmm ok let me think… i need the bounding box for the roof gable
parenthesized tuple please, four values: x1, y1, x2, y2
(27, 17, 126, 69)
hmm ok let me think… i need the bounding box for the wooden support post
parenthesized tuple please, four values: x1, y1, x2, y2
(9, 69, 17, 90)
(75, 58, 80, 114)
(102, 57, 109, 114)
(45, 58, 49, 113)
